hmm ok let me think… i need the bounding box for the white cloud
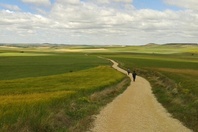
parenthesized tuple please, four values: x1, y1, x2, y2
(56, 0, 81, 5)
(21, 0, 51, 6)
(0, 0, 198, 44)
(0, 4, 21, 11)
(113, 0, 133, 3)
(95, 0, 133, 4)
(164, 0, 198, 11)
(85, 0, 133, 6)
(0, 10, 52, 34)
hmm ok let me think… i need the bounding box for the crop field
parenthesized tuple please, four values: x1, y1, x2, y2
(0, 52, 110, 80)
(0, 50, 128, 131)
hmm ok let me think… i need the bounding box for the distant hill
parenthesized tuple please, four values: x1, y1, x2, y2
(145, 43, 159, 46)
(163, 43, 198, 46)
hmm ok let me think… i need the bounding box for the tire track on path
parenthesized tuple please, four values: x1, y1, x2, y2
(90, 59, 192, 132)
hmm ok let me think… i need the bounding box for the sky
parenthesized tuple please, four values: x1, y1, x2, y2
(0, 0, 198, 45)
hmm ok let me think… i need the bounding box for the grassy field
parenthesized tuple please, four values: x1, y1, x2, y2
(0, 51, 129, 131)
(98, 44, 198, 131)
(0, 66, 127, 131)
(0, 52, 110, 80)
(102, 43, 198, 54)
(0, 43, 198, 131)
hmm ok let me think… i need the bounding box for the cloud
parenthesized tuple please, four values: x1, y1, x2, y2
(113, 0, 133, 3)
(0, 4, 21, 11)
(0, 10, 53, 34)
(50, 0, 135, 29)
(164, 0, 198, 11)
(21, 0, 51, 6)
(55, 0, 81, 5)
(98, 0, 133, 4)
(0, 0, 198, 44)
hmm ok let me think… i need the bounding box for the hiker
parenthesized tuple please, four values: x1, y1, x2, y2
(132, 71, 137, 82)
(127, 69, 131, 75)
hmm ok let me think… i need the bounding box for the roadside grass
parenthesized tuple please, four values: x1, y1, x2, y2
(0, 65, 128, 131)
(148, 70, 198, 131)
(0, 52, 109, 80)
(101, 52, 198, 131)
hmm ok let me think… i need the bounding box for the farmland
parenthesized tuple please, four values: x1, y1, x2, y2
(0, 50, 129, 131)
(0, 43, 198, 131)
(0, 52, 110, 80)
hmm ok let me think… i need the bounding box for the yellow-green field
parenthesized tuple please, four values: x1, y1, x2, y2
(0, 62, 127, 131)
(0, 91, 75, 105)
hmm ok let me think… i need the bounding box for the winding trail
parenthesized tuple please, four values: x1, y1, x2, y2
(91, 59, 192, 132)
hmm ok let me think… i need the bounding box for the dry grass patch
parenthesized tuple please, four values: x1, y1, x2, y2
(90, 78, 129, 102)
(0, 91, 75, 105)
(156, 68, 198, 76)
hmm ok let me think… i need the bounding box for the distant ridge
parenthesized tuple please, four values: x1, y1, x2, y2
(164, 43, 198, 45)
(145, 43, 158, 46)
(1, 43, 198, 47)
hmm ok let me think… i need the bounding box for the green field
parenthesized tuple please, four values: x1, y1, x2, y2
(0, 51, 129, 131)
(0, 52, 110, 80)
(0, 44, 198, 131)
(0, 66, 127, 131)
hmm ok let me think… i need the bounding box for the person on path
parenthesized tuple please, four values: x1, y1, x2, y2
(132, 71, 137, 82)
(127, 69, 131, 75)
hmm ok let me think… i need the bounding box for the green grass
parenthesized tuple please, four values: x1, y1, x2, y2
(0, 52, 52, 56)
(0, 51, 130, 131)
(0, 65, 127, 131)
(0, 66, 123, 95)
(0, 52, 110, 80)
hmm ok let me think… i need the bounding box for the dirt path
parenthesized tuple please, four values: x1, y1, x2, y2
(90, 60, 192, 132)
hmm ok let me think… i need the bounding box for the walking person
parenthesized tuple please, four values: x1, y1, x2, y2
(127, 69, 131, 75)
(132, 71, 137, 82)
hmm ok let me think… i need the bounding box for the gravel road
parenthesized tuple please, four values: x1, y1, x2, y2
(90, 60, 192, 132)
